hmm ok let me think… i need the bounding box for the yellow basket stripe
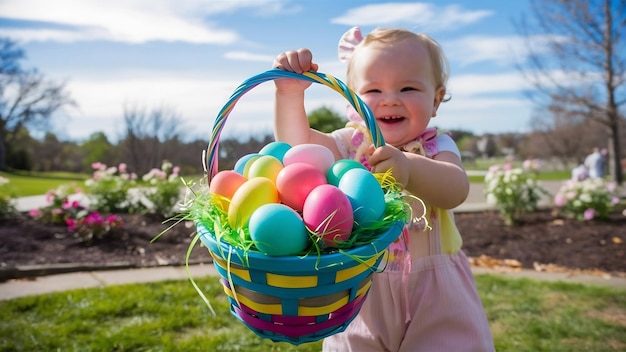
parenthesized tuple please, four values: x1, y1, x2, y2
(221, 278, 374, 316)
(223, 283, 283, 315)
(298, 295, 349, 316)
(298, 279, 373, 316)
(335, 255, 381, 282)
(266, 273, 318, 288)
(212, 256, 251, 282)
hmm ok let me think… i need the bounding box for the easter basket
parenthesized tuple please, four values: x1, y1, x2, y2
(194, 69, 408, 345)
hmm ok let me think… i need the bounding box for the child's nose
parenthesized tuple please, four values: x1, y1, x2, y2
(380, 92, 400, 106)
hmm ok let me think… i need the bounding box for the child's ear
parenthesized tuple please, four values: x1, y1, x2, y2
(432, 87, 446, 117)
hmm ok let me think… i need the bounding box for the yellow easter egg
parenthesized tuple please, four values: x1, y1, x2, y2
(246, 155, 284, 183)
(228, 177, 279, 230)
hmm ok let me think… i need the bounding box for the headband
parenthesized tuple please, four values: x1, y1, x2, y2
(338, 26, 363, 62)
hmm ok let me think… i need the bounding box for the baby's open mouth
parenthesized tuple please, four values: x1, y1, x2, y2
(377, 116, 405, 124)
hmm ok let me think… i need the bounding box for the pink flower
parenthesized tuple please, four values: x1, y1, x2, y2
(583, 208, 595, 221)
(118, 163, 127, 173)
(172, 166, 180, 176)
(66, 218, 76, 231)
(554, 195, 567, 207)
(29, 209, 39, 218)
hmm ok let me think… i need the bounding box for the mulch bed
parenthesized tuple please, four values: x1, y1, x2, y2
(1, 208, 625, 281)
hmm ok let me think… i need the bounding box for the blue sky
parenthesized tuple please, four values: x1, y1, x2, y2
(0, 0, 539, 142)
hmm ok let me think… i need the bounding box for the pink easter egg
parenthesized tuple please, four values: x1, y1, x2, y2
(282, 144, 335, 174)
(302, 184, 354, 248)
(275, 163, 327, 212)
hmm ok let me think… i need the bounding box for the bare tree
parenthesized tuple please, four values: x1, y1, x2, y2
(0, 38, 74, 170)
(119, 104, 183, 174)
(517, 0, 626, 183)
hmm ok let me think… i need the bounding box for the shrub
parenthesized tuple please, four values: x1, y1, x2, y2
(29, 184, 124, 242)
(84, 162, 140, 214)
(66, 211, 124, 242)
(553, 178, 620, 221)
(139, 160, 183, 217)
(484, 160, 548, 226)
(28, 184, 84, 225)
(0, 176, 16, 219)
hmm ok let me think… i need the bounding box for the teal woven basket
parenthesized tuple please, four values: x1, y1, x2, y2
(198, 69, 403, 345)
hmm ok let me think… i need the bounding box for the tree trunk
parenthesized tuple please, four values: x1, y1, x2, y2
(607, 123, 624, 184)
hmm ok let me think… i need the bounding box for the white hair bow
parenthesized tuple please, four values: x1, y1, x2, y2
(338, 26, 363, 62)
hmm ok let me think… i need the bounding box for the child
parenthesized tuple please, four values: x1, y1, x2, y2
(273, 27, 494, 351)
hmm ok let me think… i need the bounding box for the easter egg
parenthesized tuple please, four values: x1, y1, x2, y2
(302, 184, 354, 247)
(208, 170, 247, 211)
(259, 141, 291, 162)
(282, 144, 335, 174)
(327, 159, 368, 186)
(228, 177, 279, 230)
(246, 155, 283, 182)
(275, 163, 327, 212)
(338, 168, 385, 227)
(249, 203, 309, 256)
(234, 153, 261, 175)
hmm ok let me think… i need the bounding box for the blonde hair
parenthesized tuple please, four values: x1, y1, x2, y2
(346, 28, 451, 102)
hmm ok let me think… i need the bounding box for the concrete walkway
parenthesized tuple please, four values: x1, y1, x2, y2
(3, 179, 625, 302)
(2, 262, 624, 301)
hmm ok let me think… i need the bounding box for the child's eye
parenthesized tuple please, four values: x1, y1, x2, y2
(401, 87, 418, 92)
(364, 89, 381, 93)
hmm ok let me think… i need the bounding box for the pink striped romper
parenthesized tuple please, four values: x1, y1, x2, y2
(323, 125, 495, 352)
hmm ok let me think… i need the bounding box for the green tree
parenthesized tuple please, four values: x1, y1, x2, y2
(80, 132, 118, 172)
(0, 38, 74, 171)
(308, 106, 347, 133)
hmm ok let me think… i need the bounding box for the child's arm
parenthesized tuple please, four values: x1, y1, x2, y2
(368, 145, 469, 209)
(273, 49, 343, 159)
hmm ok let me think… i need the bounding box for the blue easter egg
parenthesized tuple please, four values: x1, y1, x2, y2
(338, 168, 385, 227)
(249, 203, 309, 256)
(327, 159, 367, 186)
(259, 141, 292, 163)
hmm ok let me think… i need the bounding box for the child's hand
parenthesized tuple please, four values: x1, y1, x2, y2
(273, 48, 319, 93)
(367, 145, 410, 188)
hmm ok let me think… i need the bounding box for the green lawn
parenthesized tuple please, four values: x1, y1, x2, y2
(0, 171, 87, 197)
(1, 274, 624, 351)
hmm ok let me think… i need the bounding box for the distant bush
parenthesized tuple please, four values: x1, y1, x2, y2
(554, 178, 621, 221)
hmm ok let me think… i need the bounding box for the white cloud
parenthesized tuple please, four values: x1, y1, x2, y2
(448, 72, 530, 96)
(0, 0, 295, 44)
(331, 3, 492, 31)
(444, 34, 568, 67)
(224, 51, 276, 62)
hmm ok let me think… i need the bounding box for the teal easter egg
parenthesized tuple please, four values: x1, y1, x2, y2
(259, 141, 291, 162)
(249, 203, 309, 256)
(327, 159, 367, 186)
(338, 168, 385, 227)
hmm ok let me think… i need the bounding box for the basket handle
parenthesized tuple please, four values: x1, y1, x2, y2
(204, 69, 385, 179)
